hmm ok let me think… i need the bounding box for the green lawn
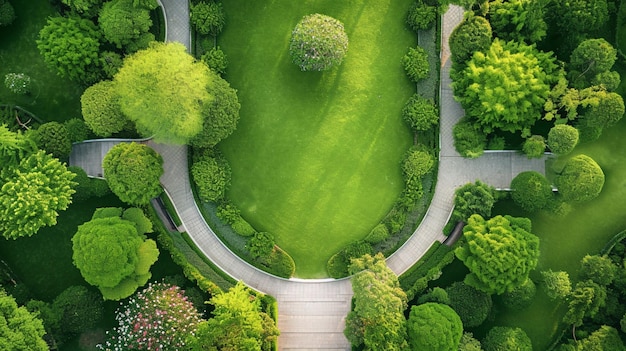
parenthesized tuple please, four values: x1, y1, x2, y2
(0, 0, 84, 123)
(219, 0, 415, 278)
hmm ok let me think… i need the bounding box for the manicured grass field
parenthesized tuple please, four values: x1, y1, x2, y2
(0, 0, 83, 123)
(219, 0, 415, 277)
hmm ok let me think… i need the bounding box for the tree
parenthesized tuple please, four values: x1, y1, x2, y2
(71, 208, 159, 300)
(0, 125, 37, 167)
(522, 135, 545, 158)
(201, 46, 228, 76)
(500, 278, 536, 310)
(449, 14, 492, 65)
(345, 253, 408, 350)
(99, 0, 153, 50)
(451, 39, 559, 136)
(445, 281, 492, 328)
(578, 325, 625, 351)
(456, 214, 540, 294)
(289, 14, 349, 71)
(541, 270, 571, 300)
(552, 0, 608, 35)
(453, 119, 487, 158)
(190, 1, 225, 36)
(102, 142, 163, 205)
(510, 171, 552, 212)
(61, 0, 103, 18)
(547, 124, 578, 155)
(452, 180, 496, 222)
(35, 122, 72, 159)
(580, 255, 617, 286)
(187, 282, 279, 351)
(459, 332, 484, 351)
(114, 42, 213, 144)
(583, 91, 625, 129)
(247, 232, 275, 259)
(53, 285, 103, 336)
(482, 326, 532, 351)
(569, 39, 617, 83)
(191, 155, 230, 202)
(190, 72, 241, 148)
(0, 150, 76, 239)
(81, 80, 129, 137)
(36, 16, 101, 84)
(563, 280, 606, 328)
(488, 0, 548, 43)
(0, 0, 15, 27)
(407, 303, 463, 351)
(406, 1, 437, 31)
(402, 46, 430, 82)
(555, 154, 604, 203)
(402, 94, 439, 131)
(0, 291, 47, 351)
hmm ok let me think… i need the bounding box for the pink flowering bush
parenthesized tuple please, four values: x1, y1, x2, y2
(98, 282, 203, 350)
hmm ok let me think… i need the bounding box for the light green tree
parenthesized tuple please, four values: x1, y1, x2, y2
(345, 253, 409, 350)
(114, 42, 213, 144)
(451, 39, 560, 137)
(103, 142, 163, 205)
(407, 303, 463, 351)
(71, 208, 159, 300)
(0, 291, 47, 351)
(541, 270, 571, 300)
(0, 125, 37, 166)
(456, 214, 540, 294)
(0, 150, 76, 239)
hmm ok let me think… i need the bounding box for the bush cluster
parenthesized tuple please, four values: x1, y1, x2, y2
(191, 150, 231, 203)
(402, 94, 439, 132)
(402, 46, 430, 82)
(406, 1, 437, 31)
(327, 241, 373, 278)
(201, 46, 228, 75)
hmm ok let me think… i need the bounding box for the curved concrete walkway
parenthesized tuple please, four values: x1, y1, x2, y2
(70, 3, 549, 350)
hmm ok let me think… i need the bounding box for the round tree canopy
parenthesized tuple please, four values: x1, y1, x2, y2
(289, 14, 349, 71)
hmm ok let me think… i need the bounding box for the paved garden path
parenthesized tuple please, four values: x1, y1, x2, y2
(69, 3, 548, 350)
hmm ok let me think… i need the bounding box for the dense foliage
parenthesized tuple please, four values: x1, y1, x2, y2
(34, 122, 72, 159)
(500, 278, 536, 310)
(99, 0, 154, 50)
(407, 302, 463, 351)
(402, 94, 439, 131)
(191, 154, 231, 202)
(406, 1, 437, 31)
(103, 142, 164, 205)
(482, 326, 532, 351)
(446, 281, 492, 328)
(452, 180, 496, 222)
(81, 80, 129, 137)
(522, 135, 545, 158)
(402, 46, 430, 82)
(190, 1, 225, 36)
(510, 171, 553, 212)
(0, 291, 47, 351)
(289, 14, 349, 71)
(547, 124, 579, 155)
(555, 154, 604, 203)
(453, 118, 487, 158)
(449, 14, 492, 65)
(488, 0, 547, 43)
(541, 269, 572, 300)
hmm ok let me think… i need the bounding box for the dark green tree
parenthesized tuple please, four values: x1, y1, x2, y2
(569, 39, 617, 85)
(552, 0, 608, 35)
(482, 326, 532, 351)
(99, 0, 154, 50)
(406, 1, 437, 31)
(488, 0, 548, 43)
(541, 270, 571, 300)
(579, 254, 617, 286)
(35, 122, 72, 159)
(61, 0, 103, 18)
(452, 180, 496, 222)
(81, 80, 129, 137)
(407, 302, 463, 351)
(547, 124, 578, 155)
(289, 14, 349, 71)
(247, 232, 275, 259)
(445, 281, 492, 328)
(449, 14, 492, 65)
(103, 142, 163, 205)
(53, 285, 103, 336)
(563, 280, 606, 328)
(402, 94, 439, 131)
(114, 42, 214, 144)
(345, 253, 408, 350)
(510, 171, 552, 212)
(555, 154, 604, 203)
(0, 291, 47, 351)
(191, 155, 230, 202)
(451, 39, 560, 136)
(201, 46, 228, 76)
(190, 1, 225, 36)
(0, 150, 76, 239)
(63, 118, 89, 143)
(456, 214, 540, 294)
(36, 16, 101, 84)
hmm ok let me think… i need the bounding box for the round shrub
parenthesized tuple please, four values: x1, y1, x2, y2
(406, 1, 437, 31)
(63, 118, 89, 143)
(547, 124, 578, 155)
(482, 326, 532, 351)
(407, 303, 463, 351)
(191, 1, 226, 36)
(231, 217, 256, 236)
(510, 171, 553, 212)
(500, 278, 536, 310)
(449, 15, 492, 65)
(453, 119, 486, 158)
(522, 135, 545, 159)
(247, 231, 275, 259)
(446, 281, 492, 328)
(402, 145, 434, 181)
(365, 223, 389, 244)
(402, 94, 439, 131)
(191, 156, 231, 202)
(403, 46, 429, 82)
(4, 73, 31, 95)
(201, 46, 228, 75)
(570, 38, 617, 77)
(555, 154, 605, 203)
(81, 80, 129, 137)
(289, 14, 348, 71)
(36, 122, 72, 159)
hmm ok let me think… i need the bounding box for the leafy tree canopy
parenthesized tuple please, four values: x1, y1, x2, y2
(580, 254, 618, 286)
(452, 180, 496, 222)
(289, 14, 349, 71)
(81, 80, 129, 137)
(547, 124, 579, 155)
(61, 0, 103, 17)
(449, 14, 492, 65)
(0, 291, 47, 351)
(563, 280, 606, 327)
(407, 303, 463, 351)
(489, 0, 548, 43)
(445, 281, 492, 328)
(190, 1, 225, 36)
(510, 171, 553, 212)
(482, 326, 532, 351)
(114, 42, 214, 144)
(569, 39, 617, 81)
(402, 94, 439, 132)
(456, 214, 540, 294)
(35, 121, 72, 159)
(102, 142, 163, 205)
(555, 154, 604, 203)
(578, 325, 625, 351)
(541, 269, 571, 300)
(99, 0, 153, 50)
(451, 39, 560, 136)
(552, 0, 608, 35)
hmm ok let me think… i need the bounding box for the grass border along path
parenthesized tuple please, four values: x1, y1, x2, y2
(219, 0, 415, 277)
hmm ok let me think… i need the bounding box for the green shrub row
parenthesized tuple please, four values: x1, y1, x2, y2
(158, 192, 182, 227)
(399, 241, 455, 300)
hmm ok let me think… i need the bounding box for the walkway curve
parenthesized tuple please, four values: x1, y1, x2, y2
(70, 3, 549, 350)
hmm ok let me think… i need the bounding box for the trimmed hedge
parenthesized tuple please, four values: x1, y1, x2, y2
(403, 46, 430, 82)
(399, 242, 455, 300)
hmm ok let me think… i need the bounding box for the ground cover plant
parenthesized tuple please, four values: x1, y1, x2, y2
(219, 0, 415, 277)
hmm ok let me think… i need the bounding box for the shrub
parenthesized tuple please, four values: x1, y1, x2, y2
(510, 171, 553, 212)
(402, 94, 439, 131)
(452, 180, 496, 222)
(593, 71, 621, 91)
(417, 287, 450, 305)
(555, 154, 605, 203)
(402, 145, 434, 180)
(522, 135, 545, 158)
(191, 1, 226, 36)
(482, 326, 532, 351)
(4, 73, 31, 95)
(541, 270, 572, 300)
(201, 46, 228, 75)
(36, 122, 72, 159)
(289, 14, 349, 71)
(327, 241, 373, 278)
(247, 231, 275, 259)
(53, 286, 103, 336)
(500, 278, 536, 310)
(547, 124, 579, 155)
(63, 118, 89, 143)
(446, 281, 492, 328)
(231, 217, 256, 237)
(191, 156, 231, 203)
(453, 119, 486, 158)
(449, 14, 492, 65)
(81, 80, 129, 137)
(403, 46, 430, 82)
(258, 246, 295, 278)
(365, 223, 389, 244)
(406, 1, 437, 31)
